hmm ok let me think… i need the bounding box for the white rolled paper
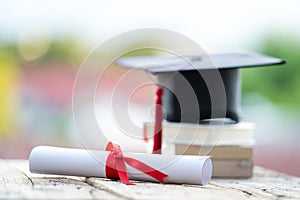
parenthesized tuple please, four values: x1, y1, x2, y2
(29, 146, 212, 185)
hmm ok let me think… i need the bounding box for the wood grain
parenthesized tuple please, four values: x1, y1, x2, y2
(1, 160, 118, 199)
(0, 160, 299, 199)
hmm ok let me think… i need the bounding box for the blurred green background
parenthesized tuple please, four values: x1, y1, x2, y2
(243, 34, 300, 110)
(0, 0, 299, 176)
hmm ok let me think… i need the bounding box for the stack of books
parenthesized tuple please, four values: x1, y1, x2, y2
(143, 121, 255, 178)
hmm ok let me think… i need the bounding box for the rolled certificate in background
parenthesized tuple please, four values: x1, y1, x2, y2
(29, 146, 212, 185)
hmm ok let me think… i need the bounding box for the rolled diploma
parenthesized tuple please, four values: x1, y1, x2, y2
(29, 146, 212, 185)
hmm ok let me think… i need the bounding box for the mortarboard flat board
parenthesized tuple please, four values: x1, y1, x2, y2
(115, 52, 285, 123)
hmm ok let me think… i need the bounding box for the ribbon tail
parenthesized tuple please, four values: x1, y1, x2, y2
(125, 157, 168, 184)
(115, 159, 135, 185)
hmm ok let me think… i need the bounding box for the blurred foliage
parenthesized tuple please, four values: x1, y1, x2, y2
(0, 42, 19, 63)
(0, 37, 87, 65)
(41, 38, 86, 63)
(124, 48, 158, 57)
(242, 33, 300, 111)
(0, 37, 160, 66)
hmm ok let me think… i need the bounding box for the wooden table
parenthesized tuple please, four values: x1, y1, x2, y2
(1, 160, 299, 199)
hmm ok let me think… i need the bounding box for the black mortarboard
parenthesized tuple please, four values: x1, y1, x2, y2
(116, 52, 285, 123)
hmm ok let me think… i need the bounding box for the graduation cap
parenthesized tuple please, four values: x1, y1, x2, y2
(116, 52, 285, 123)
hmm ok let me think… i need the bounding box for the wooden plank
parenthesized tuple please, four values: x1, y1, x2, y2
(85, 177, 250, 200)
(1, 160, 300, 199)
(211, 167, 300, 199)
(1, 160, 119, 199)
(85, 166, 300, 200)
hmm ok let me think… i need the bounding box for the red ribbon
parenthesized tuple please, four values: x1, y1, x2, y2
(152, 87, 163, 154)
(105, 142, 168, 185)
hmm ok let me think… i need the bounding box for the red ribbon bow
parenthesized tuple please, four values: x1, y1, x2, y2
(105, 142, 168, 185)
